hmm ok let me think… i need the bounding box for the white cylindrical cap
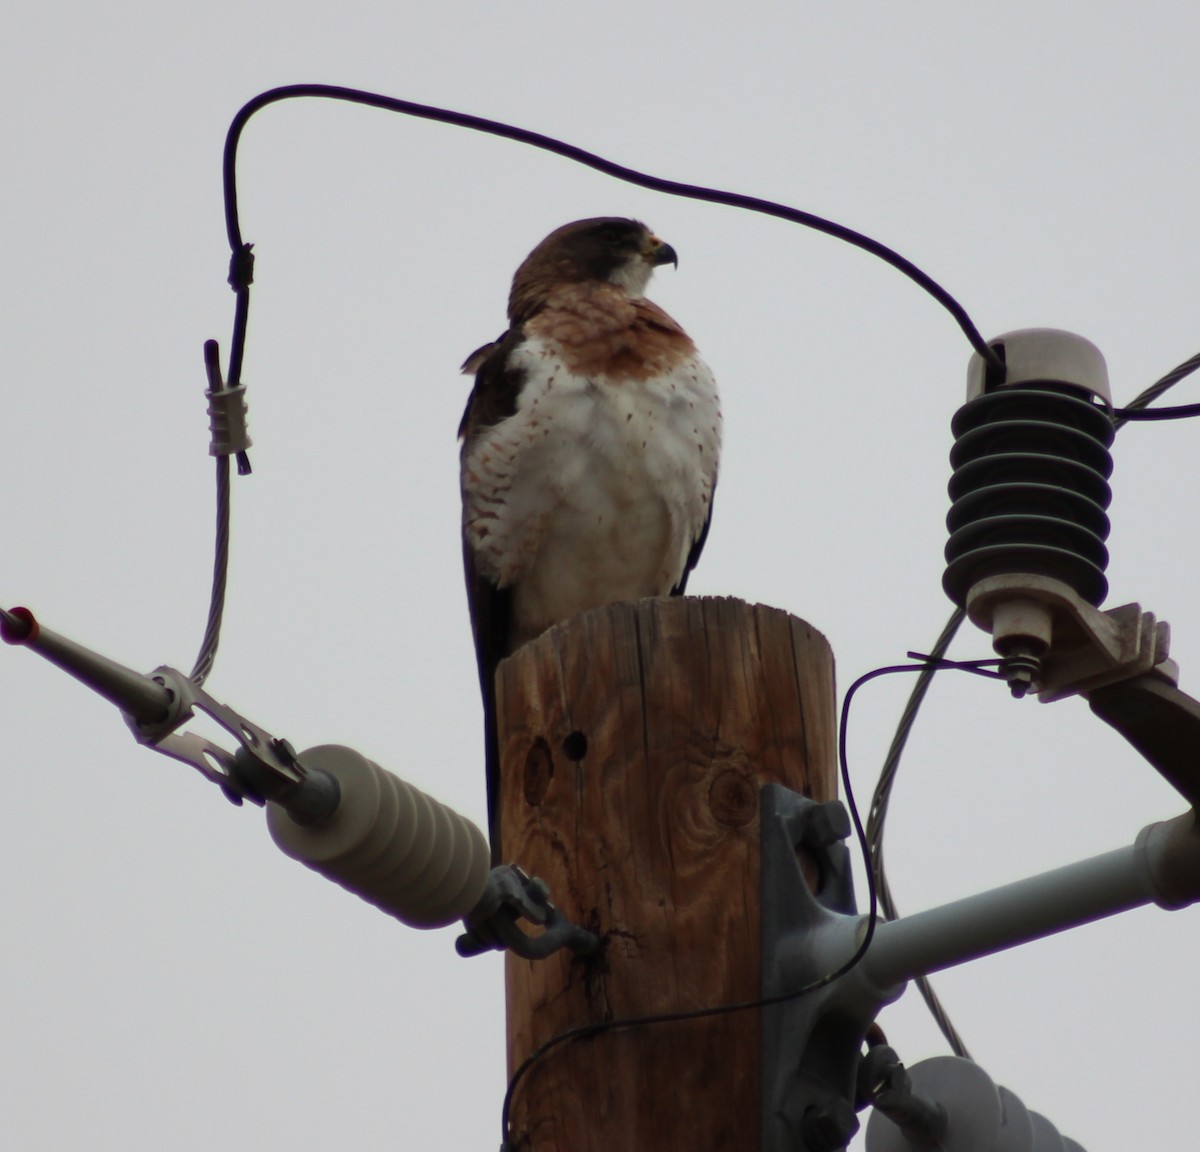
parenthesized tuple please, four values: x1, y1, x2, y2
(967, 328, 1111, 406)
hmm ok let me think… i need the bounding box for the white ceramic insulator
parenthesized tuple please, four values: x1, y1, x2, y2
(266, 744, 490, 929)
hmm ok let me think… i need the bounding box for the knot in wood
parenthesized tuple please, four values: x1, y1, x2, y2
(522, 737, 554, 807)
(707, 768, 757, 828)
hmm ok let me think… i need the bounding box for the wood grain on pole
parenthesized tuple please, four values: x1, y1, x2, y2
(496, 596, 836, 1151)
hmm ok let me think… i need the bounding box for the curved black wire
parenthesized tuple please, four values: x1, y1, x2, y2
(1114, 400, 1200, 424)
(192, 87, 1008, 700)
(219, 84, 1005, 382)
(195, 83, 1006, 700)
(1113, 350, 1200, 429)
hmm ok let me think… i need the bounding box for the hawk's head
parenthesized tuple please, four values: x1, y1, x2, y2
(508, 217, 677, 322)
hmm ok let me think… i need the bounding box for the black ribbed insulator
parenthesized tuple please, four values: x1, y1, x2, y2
(943, 384, 1114, 608)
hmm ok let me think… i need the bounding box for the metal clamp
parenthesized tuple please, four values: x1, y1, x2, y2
(964, 574, 1169, 700)
(457, 865, 599, 961)
(761, 783, 881, 1152)
(1088, 665, 1200, 811)
(126, 665, 305, 805)
(1, 604, 318, 812)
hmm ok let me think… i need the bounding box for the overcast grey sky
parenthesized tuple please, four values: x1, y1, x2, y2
(4, 3, 1199, 1149)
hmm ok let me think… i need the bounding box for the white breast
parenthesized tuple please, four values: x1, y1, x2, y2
(462, 335, 721, 647)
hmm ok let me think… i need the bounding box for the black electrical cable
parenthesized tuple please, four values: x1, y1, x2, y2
(219, 85, 1005, 380)
(495, 655, 1001, 1149)
(194, 83, 1006, 697)
(191, 87, 1011, 692)
(1115, 401, 1200, 423)
(1113, 349, 1200, 429)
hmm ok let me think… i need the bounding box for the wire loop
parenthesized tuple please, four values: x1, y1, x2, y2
(220, 84, 1006, 377)
(194, 84, 1011, 687)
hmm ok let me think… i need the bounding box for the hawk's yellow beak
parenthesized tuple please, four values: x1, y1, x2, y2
(645, 236, 678, 269)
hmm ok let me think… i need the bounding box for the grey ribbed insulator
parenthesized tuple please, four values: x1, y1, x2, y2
(267, 744, 490, 929)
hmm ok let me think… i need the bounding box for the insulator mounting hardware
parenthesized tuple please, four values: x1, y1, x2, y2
(761, 784, 869, 1152)
(2, 604, 494, 930)
(456, 864, 599, 960)
(0, 604, 301, 805)
(966, 573, 1169, 702)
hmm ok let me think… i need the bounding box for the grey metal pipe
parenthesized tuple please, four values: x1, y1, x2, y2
(2, 607, 172, 724)
(863, 814, 1200, 991)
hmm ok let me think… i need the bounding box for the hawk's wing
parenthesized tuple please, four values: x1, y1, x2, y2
(459, 330, 525, 862)
(670, 485, 717, 596)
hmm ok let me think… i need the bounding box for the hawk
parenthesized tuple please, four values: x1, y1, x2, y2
(458, 217, 722, 859)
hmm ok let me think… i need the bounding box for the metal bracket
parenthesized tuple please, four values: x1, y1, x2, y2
(127, 665, 305, 805)
(964, 574, 1169, 700)
(1, 605, 316, 811)
(963, 575, 1200, 811)
(761, 783, 887, 1152)
(456, 864, 599, 961)
(1088, 667, 1200, 811)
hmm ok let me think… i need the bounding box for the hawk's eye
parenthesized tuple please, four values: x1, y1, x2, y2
(594, 222, 634, 246)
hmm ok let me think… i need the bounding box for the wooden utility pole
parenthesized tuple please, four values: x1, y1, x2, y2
(496, 596, 837, 1151)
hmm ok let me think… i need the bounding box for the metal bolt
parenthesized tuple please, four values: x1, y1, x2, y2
(801, 1098, 860, 1152)
(799, 801, 852, 849)
(996, 636, 1045, 698)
